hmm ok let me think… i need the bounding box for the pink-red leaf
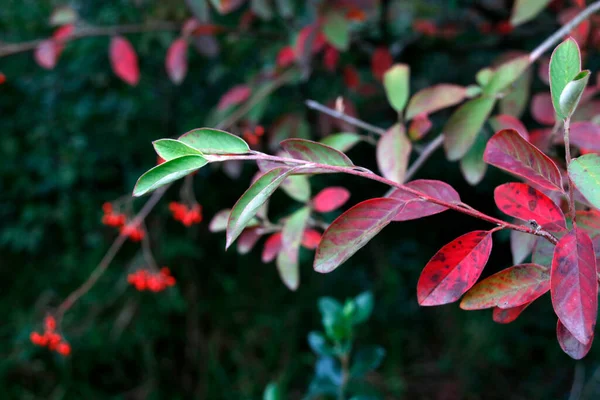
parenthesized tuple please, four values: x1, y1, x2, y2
(302, 229, 322, 249)
(568, 122, 600, 151)
(417, 231, 494, 306)
(210, 0, 246, 14)
(557, 319, 593, 359)
(109, 36, 140, 86)
(387, 180, 461, 222)
(531, 93, 556, 125)
(295, 24, 326, 59)
(376, 124, 411, 184)
(489, 114, 529, 140)
(405, 84, 467, 121)
(237, 227, 263, 254)
(314, 198, 403, 273)
(34, 40, 58, 70)
(166, 38, 188, 85)
(218, 85, 251, 110)
(371, 47, 393, 81)
(312, 187, 351, 213)
(460, 264, 550, 310)
(551, 228, 598, 345)
(262, 232, 282, 263)
(494, 183, 566, 232)
(493, 303, 530, 324)
(484, 129, 564, 192)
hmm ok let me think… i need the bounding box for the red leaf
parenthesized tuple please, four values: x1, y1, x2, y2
(302, 229, 322, 249)
(217, 85, 251, 110)
(295, 24, 326, 59)
(405, 84, 468, 121)
(557, 319, 593, 359)
(376, 124, 411, 184)
(314, 198, 404, 273)
(567, 122, 600, 151)
(408, 113, 433, 140)
(371, 47, 393, 81)
(323, 46, 340, 72)
(34, 40, 58, 70)
(489, 114, 529, 140)
(387, 179, 461, 222)
(493, 303, 530, 324)
(343, 66, 360, 89)
(237, 227, 263, 254)
(0, 72, 5, 85)
(494, 183, 566, 232)
(531, 93, 556, 125)
(262, 232, 282, 263)
(166, 38, 188, 85)
(484, 129, 564, 192)
(211, 0, 246, 14)
(277, 46, 295, 68)
(559, 8, 591, 46)
(460, 264, 550, 310)
(109, 36, 140, 86)
(312, 187, 351, 212)
(551, 228, 598, 345)
(529, 128, 554, 152)
(417, 231, 493, 306)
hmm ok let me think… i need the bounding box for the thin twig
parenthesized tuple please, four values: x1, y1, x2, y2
(404, 135, 444, 182)
(530, 0, 600, 62)
(305, 99, 387, 136)
(564, 118, 577, 222)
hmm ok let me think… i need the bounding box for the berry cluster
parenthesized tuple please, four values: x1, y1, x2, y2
(127, 268, 176, 292)
(120, 223, 145, 242)
(169, 202, 203, 226)
(101, 202, 126, 227)
(242, 125, 264, 146)
(30, 316, 71, 356)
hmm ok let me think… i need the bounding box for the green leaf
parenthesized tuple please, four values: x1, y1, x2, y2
(484, 56, 530, 95)
(405, 84, 468, 121)
(318, 297, 351, 340)
(323, 11, 350, 50)
(49, 6, 77, 26)
(352, 291, 374, 324)
(178, 127, 250, 154)
(133, 155, 208, 197)
(226, 167, 297, 248)
(383, 64, 410, 113)
(569, 154, 600, 210)
(559, 70, 590, 118)
(350, 346, 386, 377)
(276, 206, 310, 290)
(280, 175, 311, 202)
(308, 331, 334, 356)
(443, 96, 496, 161)
(499, 64, 532, 118)
(153, 139, 204, 161)
(510, 0, 551, 26)
(549, 38, 581, 121)
(263, 382, 282, 400)
(281, 139, 354, 167)
(319, 297, 343, 318)
(460, 130, 488, 185)
(476, 68, 494, 87)
(320, 133, 361, 153)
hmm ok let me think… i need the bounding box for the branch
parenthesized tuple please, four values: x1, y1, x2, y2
(530, 0, 600, 62)
(305, 99, 387, 136)
(404, 135, 444, 182)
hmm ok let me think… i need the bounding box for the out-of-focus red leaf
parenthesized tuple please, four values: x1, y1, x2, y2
(538, 56, 550, 85)
(494, 183, 566, 232)
(166, 38, 188, 85)
(210, 0, 246, 14)
(237, 227, 263, 254)
(218, 84, 251, 110)
(387, 179, 461, 222)
(484, 129, 563, 192)
(371, 47, 393, 81)
(34, 40, 59, 70)
(0, 72, 5, 85)
(528, 128, 553, 152)
(343, 65, 360, 89)
(312, 187, 351, 213)
(489, 114, 529, 140)
(314, 198, 404, 273)
(577, 211, 600, 261)
(557, 319, 593, 359)
(323, 46, 339, 71)
(493, 303, 530, 324)
(559, 8, 591, 46)
(295, 24, 326, 59)
(405, 84, 467, 121)
(53, 24, 74, 44)
(566, 122, 600, 151)
(277, 46, 295, 68)
(531, 93, 556, 125)
(376, 124, 411, 184)
(460, 264, 550, 310)
(408, 113, 433, 141)
(413, 19, 437, 36)
(262, 232, 282, 263)
(418, 230, 493, 306)
(109, 36, 140, 86)
(551, 228, 598, 345)
(302, 229, 322, 249)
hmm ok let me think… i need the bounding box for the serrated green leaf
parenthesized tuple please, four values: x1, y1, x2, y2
(178, 127, 250, 154)
(276, 206, 310, 290)
(443, 96, 496, 161)
(559, 70, 590, 118)
(320, 133, 361, 153)
(153, 139, 204, 161)
(226, 167, 297, 248)
(510, 0, 551, 26)
(323, 11, 350, 50)
(133, 155, 208, 197)
(383, 64, 410, 113)
(484, 56, 530, 95)
(350, 346, 386, 377)
(569, 154, 600, 210)
(549, 38, 581, 120)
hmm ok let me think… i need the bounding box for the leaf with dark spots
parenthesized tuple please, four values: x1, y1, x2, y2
(493, 303, 530, 324)
(387, 180, 461, 222)
(484, 129, 564, 192)
(551, 228, 598, 345)
(494, 183, 566, 232)
(557, 320, 593, 359)
(417, 231, 493, 306)
(460, 264, 550, 310)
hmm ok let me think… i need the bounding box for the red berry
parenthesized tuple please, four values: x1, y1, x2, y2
(44, 316, 56, 332)
(56, 342, 71, 356)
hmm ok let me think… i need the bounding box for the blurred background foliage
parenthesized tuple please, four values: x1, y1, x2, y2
(2, 0, 600, 398)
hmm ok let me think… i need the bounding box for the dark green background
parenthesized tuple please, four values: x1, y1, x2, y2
(2, 0, 599, 398)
